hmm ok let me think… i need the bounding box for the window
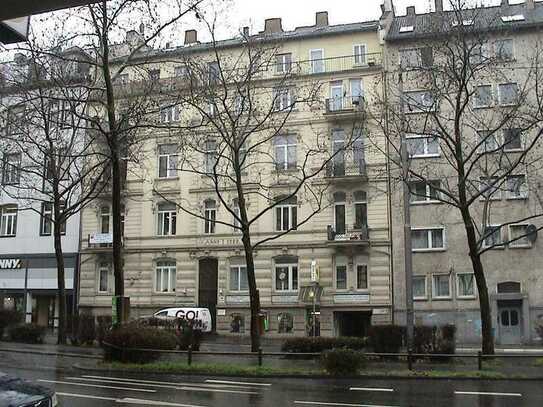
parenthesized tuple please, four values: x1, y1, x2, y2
(498, 83, 518, 106)
(353, 44, 366, 65)
(457, 273, 475, 298)
(229, 265, 248, 291)
(155, 261, 176, 293)
(115, 73, 129, 84)
(334, 191, 346, 235)
(157, 202, 176, 236)
(159, 103, 180, 123)
(275, 263, 298, 291)
(501, 14, 525, 23)
(49, 100, 72, 129)
(404, 90, 435, 112)
(277, 313, 294, 333)
(336, 264, 347, 290)
(399, 47, 433, 68)
(174, 65, 188, 78)
(149, 69, 160, 81)
(496, 39, 514, 61)
(409, 180, 440, 203)
(478, 130, 499, 153)
(503, 128, 522, 151)
(39, 202, 66, 236)
(230, 314, 245, 333)
(275, 53, 292, 74)
(399, 25, 414, 33)
(406, 134, 439, 158)
(100, 206, 110, 234)
(208, 61, 220, 84)
(275, 196, 297, 231)
(273, 88, 292, 111)
(158, 144, 178, 178)
(310, 49, 325, 73)
(331, 130, 346, 176)
(506, 175, 528, 199)
(204, 200, 216, 234)
(479, 176, 501, 200)
(474, 85, 492, 108)
(353, 190, 367, 228)
(411, 227, 445, 251)
(2, 153, 21, 185)
(471, 43, 491, 64)
(413, 276, 427, 299)
(232, 198, 241, 230)
(204, 139, 217, 174)
(509, 224, 532, 248)
(350, 79, 364, 106)
(0, 205, 17, 237)
(98, 263, 110, 293)
(356, 264, 368, 290)
(274, 134, 297, 170)
(482, 225, 503, 248)
(433, 275, 451, 298)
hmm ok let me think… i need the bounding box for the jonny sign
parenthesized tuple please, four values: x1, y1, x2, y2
(0, 259, 22, 269)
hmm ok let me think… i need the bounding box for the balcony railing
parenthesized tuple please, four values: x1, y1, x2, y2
(325, 96, 365, 114)
(326, 159, 366, 178)
(289, 53, 382, 76)
(327, 225, 369, 244)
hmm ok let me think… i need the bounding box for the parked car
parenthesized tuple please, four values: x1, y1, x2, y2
(153, 307, 212, 332)
(0, 373, 57, 406)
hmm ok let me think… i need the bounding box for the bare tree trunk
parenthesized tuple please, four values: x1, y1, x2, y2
(460, 207, 495, 355)
(53, 209, 67, 345)
(242, 231, 260, 352)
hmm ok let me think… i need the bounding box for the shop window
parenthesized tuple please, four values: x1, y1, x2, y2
(277, 313, 294, 333)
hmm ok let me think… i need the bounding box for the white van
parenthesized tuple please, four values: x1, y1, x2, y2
(153, 307, 212, 333)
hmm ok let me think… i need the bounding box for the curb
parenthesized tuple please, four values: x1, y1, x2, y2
(72, 363, 543, 381)
(0, 347, 102, 360)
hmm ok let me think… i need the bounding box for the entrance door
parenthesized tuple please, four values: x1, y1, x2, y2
(498, 307, 522, 345)
(198, 258, 218, 332)
(334, 311, 371, 337)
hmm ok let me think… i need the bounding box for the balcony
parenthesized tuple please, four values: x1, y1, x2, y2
(291, 53, 382, 76)
(324, 96, 365, 116)
(325, 159, 367, 181)
(326, 225, 369, 248)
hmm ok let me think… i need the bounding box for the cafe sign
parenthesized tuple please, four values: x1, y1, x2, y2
(0, 259, 22, 269)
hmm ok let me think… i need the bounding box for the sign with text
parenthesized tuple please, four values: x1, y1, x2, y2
(89, 233, 113, 244)
(0, 259, 22, 269)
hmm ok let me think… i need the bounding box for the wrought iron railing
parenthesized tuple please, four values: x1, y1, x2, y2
(325, 96, 365, 113)
(326, 159, 366, 177)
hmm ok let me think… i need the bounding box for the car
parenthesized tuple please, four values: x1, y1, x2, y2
(0, 373, 58, 407)
(153, 307, 212, 332)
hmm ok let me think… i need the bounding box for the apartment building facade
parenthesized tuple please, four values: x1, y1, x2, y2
(382, 0, 543, 345)
(78, 12, 393, 338)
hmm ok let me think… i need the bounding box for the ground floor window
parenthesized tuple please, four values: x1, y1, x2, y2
(98, 262, 110, 293)
(277, 312, 294, 333)
(457, 273, 475, 298)
(230, 313, 245, 333)
(155, 261, 176, 293)
(413, 275, 427, 299)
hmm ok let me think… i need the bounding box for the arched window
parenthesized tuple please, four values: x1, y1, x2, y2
(274, 195, 297, 231)
(277, 313, 294, 333)
(204, 199, 216, 234)
(353, 190, 367, 229)
(333, 191, 346, 234)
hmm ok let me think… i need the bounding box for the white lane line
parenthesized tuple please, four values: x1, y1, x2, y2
(455, 391, 522, 397)
(38, 379, 156, 393)
(294, 401, 398, 407)
(178, 386, 258, 395)
(205, 379, 271, 387)
(349, 387, 394, 393)
(57, 392, 207, 407)
(80, 375, 258, 390)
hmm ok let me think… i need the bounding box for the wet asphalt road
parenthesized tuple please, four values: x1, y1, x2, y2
(0, 351, 542, 406)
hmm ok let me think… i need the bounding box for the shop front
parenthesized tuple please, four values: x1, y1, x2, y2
(0, 254, 77, 329)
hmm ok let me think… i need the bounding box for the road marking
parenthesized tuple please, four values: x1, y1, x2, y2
(80, 375, 257, 390)
(178, 386, 258, 395)
(57, 392, 207, 407)
(349, 387, 394, 393)
(294, 402, 399, 407)
(455, 391, 522, 397)
(38, 379, 156, 393)
(205, 379, 271, 387)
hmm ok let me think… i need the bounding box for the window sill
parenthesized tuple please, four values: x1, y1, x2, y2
(503, 148, 524, 153)
(156, 234, 177, 238)
(506, 196, 528, 201)
(155, 177, 179, 182)
(432, 296, 452, 301)
(509, 244, 532, 249)
(411, 200, 442, 206)
(414, 297, 428, 301)
(410, 154, 441, 159)
(482, 245, 505, 250)
(412, 248, 446, 253)
(153, 292, 177, 295)
(474, 105, 493, 110)
(0, 235, 16, 238)
(273, 290, 299, 294)
(457, 295, 477, 300)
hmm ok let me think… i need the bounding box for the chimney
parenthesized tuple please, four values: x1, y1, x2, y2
(527, 0, 535, 10)
(406, 6, 416, 16)
(184, 29, 198, 45)
(315, 11, 329, 27)
(435, 0, 443, 12)
(243, 26, 250, 37)
(263, 18, 283, 34)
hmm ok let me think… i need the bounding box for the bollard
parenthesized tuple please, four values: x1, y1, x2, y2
(477, 351, 482, 371)
(407, 349, 413, 371)
(188, 345, 193, 366)
(258, 347, 263, 367)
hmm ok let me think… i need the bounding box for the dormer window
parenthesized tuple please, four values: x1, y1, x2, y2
(399, 26, 414, 33)
(501, 15, 525, 23)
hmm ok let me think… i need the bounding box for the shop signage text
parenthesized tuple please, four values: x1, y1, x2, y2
(0, 259, 22, 269)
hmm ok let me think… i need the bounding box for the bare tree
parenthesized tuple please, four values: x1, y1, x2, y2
(154, 20, 366, 351)
(0, 44, 109, 344)
(374, 4, 543, 354)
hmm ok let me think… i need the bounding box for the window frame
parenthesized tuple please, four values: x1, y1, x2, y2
(479, 176, 502, 201)
(413, 275, 428, 300)
(411, 226, 446, 252)
(275, 198, 297, 232)
(495, 38, 514, 61)
(503, 128, 523, 152)
(159, 103, 180, 123)
(155, 260, 177, 293)
(275, 53, 292, 74)
(409, 180, 441, 204)
(157, 144, 178, 179)
(474, 84, 493, 108)
(309, 48, 325, 74)
(403, 90, 436, 113)
(432, 274, 452, 299)
(482, 224, 504, 249)
(204, 200, 217, 234)
(273, 87, 292, 111)
(229, 264, 249, 292)
(274, 134, 297, 170)
(0, 205, 18, 237)
(353, 44, 367, 65)
(2, 152, 21, 185)
(355, 263, 369, 291)
(335, 263, 348, 291)
(274, 262, 298, 292)
(506, 174, 528, 200)
(405, 133, 440, 158)
(39, 202, 65, 236)
(508, 224, 533, 249)
(97, 263, 110, 294)
(497, 82, 519, 106)
(456, 273, 476, 299)
(156, 203, 177, 236)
